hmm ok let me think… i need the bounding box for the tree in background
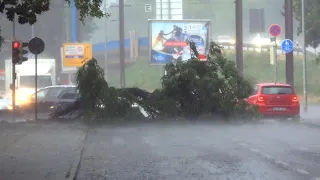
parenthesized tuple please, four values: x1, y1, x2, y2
(293, 0, 320, 49)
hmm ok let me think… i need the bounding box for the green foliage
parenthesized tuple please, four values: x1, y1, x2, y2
(155, 42, 255, 118)
(0, 27, 4, 50)
(76, 59, 130, 121)
(293, 0, 320, 48)
(75, 41, 259, 121)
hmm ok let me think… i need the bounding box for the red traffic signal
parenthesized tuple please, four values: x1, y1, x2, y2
(12, 41, 29, 64)
(13, 41, 21, 49)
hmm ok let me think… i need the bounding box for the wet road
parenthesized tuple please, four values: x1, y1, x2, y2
(0, 121, 87, 180)
(0, 119, 320, 179)
(76, 120, 320, 180)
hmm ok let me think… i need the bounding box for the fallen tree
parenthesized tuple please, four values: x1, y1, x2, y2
(75, 41, 260, 121)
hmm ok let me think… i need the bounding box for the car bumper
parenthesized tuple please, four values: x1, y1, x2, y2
(258, 104, 300, 117)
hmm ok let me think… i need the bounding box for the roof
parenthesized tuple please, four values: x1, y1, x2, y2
(40, 85, 77, 90)
(257, 83, 292, 87)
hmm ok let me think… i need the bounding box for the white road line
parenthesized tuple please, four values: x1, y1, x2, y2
(299, 147, 309, 151)
(231, 138, 238, 142)
(274, 160, 289, 167)
(296, 168, 309, 175)
(250, 148, 259, 153)
(261, 153, 272, 160)
(239, 142, 247, 146)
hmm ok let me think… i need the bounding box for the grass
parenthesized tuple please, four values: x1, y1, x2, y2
(106, 57, 163, 91)
(106, 51, 320, 103)
(225, 51, 320, 104)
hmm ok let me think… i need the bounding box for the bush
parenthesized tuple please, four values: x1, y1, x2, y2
(76, 41, 260, 121)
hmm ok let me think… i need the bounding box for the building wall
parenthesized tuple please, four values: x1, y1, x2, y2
(89, 0, 157, 44)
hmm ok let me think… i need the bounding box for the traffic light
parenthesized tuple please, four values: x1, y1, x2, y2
(12, 41, 29, 64)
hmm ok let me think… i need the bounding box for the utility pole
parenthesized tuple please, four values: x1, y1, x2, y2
(11, 15, 16, 120)
(235, 0, 243, 75)
(119, 0, 125, 88)
(104, 1, 109, 81)
(301, 0, 308, 112)
(285, 0, 294, 86)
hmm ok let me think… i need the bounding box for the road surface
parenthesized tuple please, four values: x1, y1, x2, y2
(0, 119, 320, 180)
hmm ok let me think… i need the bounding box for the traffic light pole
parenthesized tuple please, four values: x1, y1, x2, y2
(35, 53, 38, 120)
(12, 15, 16, 120)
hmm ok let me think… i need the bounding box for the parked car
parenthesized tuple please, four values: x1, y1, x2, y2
(0, 96, 10, 111)
(20, 85, 80, 119)
(245, 83, 300, 119)
(215, 35, 235, 45)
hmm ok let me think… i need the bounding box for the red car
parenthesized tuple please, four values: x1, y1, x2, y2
(246, 83, 300, 119)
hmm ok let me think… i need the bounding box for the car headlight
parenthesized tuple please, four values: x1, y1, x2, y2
(7, 105, 13, 110)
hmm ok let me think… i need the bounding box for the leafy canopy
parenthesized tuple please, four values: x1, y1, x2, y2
(76, 41, 259, 121)
(293, 0, 320, 48)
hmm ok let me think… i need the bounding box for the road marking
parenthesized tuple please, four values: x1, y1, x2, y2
(299, 147, 309, 151)
(312, 178, 320, 180)
(250, 148, 259, 153)
(296, 168, 309, 175)
(231, 138, 238, 142)
(239, 142, 247, 147)
(274, 160, 289, 167)
(261, 153, 272, 160)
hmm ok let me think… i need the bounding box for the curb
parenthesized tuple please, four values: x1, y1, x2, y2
(66, 126, 88, 180)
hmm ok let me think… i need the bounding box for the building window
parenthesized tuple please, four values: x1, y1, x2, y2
(156, 0, 182, 20)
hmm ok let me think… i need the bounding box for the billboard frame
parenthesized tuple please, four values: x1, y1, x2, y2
(148, 19, 211, 65)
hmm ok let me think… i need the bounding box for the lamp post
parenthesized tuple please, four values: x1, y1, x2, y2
(301, 0, 308, 112)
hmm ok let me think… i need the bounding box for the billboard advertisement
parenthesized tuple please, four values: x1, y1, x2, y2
(148, 19, 211, 65)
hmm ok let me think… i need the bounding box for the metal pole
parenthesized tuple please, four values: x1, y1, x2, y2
(235, 0, 243, 75)
(31, 25, 35, 37)
(285, 0, 294, 86)
(104, 3, 108, 81)
(119, 0, 125, 88)
(160, 0, 163, 19)
(301, 0, 308, 112)
(35, 53, 38, 120)
(274, 37, 278, 83)
(12, 15, 16, 120)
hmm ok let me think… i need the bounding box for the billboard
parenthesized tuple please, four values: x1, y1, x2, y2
(62, 43, 92, 67)
(148, 19, 211, 65)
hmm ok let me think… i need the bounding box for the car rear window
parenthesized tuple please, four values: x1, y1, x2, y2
(261, 86, 293, 94)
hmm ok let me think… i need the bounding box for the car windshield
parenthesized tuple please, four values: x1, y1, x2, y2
(261, 86, 293, 94)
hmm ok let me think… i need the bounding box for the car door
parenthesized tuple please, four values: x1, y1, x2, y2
(55, 88, 79, 117)
(39, 87, 65, 117)
(24, 88, 50, 114)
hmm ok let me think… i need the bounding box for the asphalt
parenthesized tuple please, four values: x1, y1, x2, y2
(0, 106, 320, 180)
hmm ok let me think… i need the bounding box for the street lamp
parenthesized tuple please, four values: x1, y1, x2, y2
(301, 0, 308, 112)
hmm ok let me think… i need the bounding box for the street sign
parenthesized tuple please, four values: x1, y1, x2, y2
(269, 24, 281, 37)
(62, 43, 92, 67)
(281, 39, 294, 53)
(145, 4, 152, 12)
(28, 37, 45, 55)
